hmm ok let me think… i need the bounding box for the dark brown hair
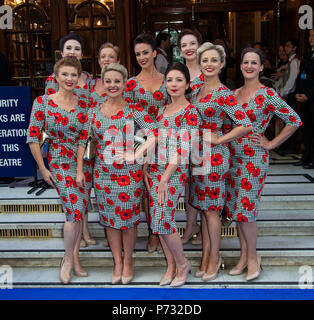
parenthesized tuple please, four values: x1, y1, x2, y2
(178, 29, 202, 48)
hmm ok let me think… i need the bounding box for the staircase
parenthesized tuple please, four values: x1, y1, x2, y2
(0, 152, 314, 289)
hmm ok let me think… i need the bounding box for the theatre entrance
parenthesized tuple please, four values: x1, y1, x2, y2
(1, 0, 116, 100)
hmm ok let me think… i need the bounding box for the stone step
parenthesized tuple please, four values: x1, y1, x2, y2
(7, 265, 310, 289)
(1, 210, 313, 238)
(1, 219, 314, 238)
(1, 236, 314, 267)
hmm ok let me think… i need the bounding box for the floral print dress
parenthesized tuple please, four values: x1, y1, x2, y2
(45, 71, 94, 101)
(124, 77, 169, 120)
(148, 104, 201, 234)
(85, 103, 156, 230)
(190, 84, 252, 212)
(26, 95, 93, 222)
(225, 87, 302, 222)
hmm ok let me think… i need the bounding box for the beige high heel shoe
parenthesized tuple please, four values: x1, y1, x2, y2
(111, 275, 122, 285)
(246, 256, 263, 281)
(202, 256, 222, 282)
(170, 260, 191, 287)
(84, 237, 97, 245)
(181, 224, 201, 245)
(229, 261, 248, 276)
(194, 269, 205, 278)
(59, 257, 72, 284)
(73, 263, 88, 277)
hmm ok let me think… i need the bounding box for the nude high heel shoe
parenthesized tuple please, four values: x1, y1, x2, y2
(181, 224, 201, 245)
(170, 260, 191, 288)
(59, 257, 72, 284)
(246, 256, 262, 281)
(229, 262, 248, 276)
(202, 256, 222, 282)
(194, 269, 205, 278)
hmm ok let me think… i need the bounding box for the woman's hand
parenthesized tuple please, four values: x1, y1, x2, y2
(143, 164, 152, 193)
(250, 133, 272, 150)
(204, 131, 220, 145)
(114, 150, 135, 163)
(40, 168, 56, 188)
(76, 170, 86, 188)
(157, 178, 168, 206)
(295, 94, 308, 103)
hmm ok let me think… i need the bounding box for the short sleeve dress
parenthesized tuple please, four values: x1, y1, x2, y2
(190, 84, 252, 212)
(225, 86, 302, 222)
(148, 104, 202, 234)
(26, 95, 93, 222)
(124, 77, 169, 120)
(45, 71, 94, 101)
(85, 103, 157, 230)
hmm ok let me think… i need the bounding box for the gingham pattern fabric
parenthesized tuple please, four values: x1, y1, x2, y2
(89, 79, 108, 105)
(27, 95, 93, 222)
(190, 84, 252, 212)
(225, 87, 302, 222)
(83, 103, 156, 230)
(148, 104, 201, 234)
(124, 76, 169, 120)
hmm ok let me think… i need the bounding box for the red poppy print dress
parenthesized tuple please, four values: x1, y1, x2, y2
(26, 95, 93, 223)
(45, 71, 93, 101)
(89, 80, 108, 105)
(225, 87, 302, 222)
(85, 103, 156, 230)
(124, 77, 169, 120)
(190, 85, 252, 212)
(148, 105, 201, 234)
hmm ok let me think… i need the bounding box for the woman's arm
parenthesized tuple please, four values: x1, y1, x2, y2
(204, 125, 252, 145)
(157, 154, 181, 206)
(250, 126, 298, 150)
(76, 145, 86, 188)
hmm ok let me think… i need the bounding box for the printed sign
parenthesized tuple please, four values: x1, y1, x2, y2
(0, 86, 36, 177)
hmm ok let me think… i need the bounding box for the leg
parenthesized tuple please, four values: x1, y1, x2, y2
(61, 220, 81, 283)
(238, 221, 259, 278)
(158, 235, 176, 285)
(203, 210, 222, 279)
(196, 212, 210, 276)
(106, 227, 123, 282)
(82, 213, 96, 245)
(181, 184, 200, 244)
(144, 195, 159, 252)
(160, 232, 191, 287)
(121, 226, 137, 283)
(229, 222, 248, 275)
(73, 220, 88, 276)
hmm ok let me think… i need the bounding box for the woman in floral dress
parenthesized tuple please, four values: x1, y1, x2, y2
(124, 33, 168, 253)
(77, 63, 157, 285)
(225, 48, 302, 281)
(45, 33, 93, 102)
(190, 42, 253, 281)
(88, 43, 120, 248)
(178, 28, 203, 245)
(89, 43, 120, 106)
(27, 57, 92, 284)
(45, 33, 95, 247)
(144, 63, 202, 287)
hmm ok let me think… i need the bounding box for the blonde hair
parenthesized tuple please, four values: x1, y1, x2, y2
(101, 63, 128, 83)
(54, 56, 82, 76)
(98, 42, 120, 60)
(197, 42, 226, 65)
